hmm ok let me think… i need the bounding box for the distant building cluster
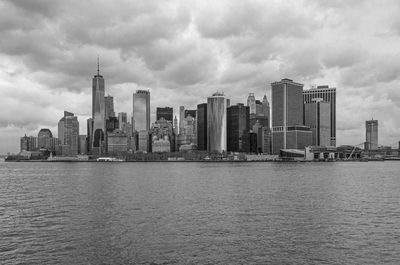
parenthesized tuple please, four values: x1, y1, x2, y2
(16, 61, 398, 161)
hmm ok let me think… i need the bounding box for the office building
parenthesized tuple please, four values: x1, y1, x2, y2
(179, 106, 185, 133)
(20, 135, 37, 151)
(262, 94, 270, 125)
(304, 99, 331, 146)
(303, 85, 336, 146)
(207, 92, 228, 153)
(197, 103, 207, 151)
(37, 128, 53, 150)
(271, 78, 312, 154)
(173, 116, 178, 135)
(58, 111, 79, 156)
(156, 107, 173, 122)
(262, 127, 272, 154)
(107, 130, 128, 155)
(92, 59, 106, 155)
(365, 119, 378, 150)
(255, 100, 263, 116)
(151, 118, 175, 152)
(106, 117, 119, 132)
(177, 114, 197, 150)
(227, 103, 249, 152)
(133, 90, 150, 131)
(137, 130, 151, 152)
(86, 118, 93, 154)
(105, 95, 115, 119)
(118, 112, 128, 130)
(242, 131, 257, 153)
(79, 135, 87, 155)
(247, 93, 256, 115)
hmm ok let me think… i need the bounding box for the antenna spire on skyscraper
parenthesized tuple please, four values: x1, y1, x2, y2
(97, 55, 100, 76)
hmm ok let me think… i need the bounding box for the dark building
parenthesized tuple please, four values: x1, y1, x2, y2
(106, 117, 119, 132)
(303, 85, 336, 146)
(184, 109, 197, 118)
(105, 95, 115, 119)
(242, 131, 257, 153)
(86, 118, 93, 154)
(227, 104, 249, 152)
(197, 103, 207, 150)
(271, 78, 312, 154)
(156, 107, 173, 122)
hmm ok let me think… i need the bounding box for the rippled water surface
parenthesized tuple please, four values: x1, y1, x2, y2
(1, 161, 400, 264)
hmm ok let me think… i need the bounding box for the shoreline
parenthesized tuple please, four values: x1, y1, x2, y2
(4, 158, 399, 163)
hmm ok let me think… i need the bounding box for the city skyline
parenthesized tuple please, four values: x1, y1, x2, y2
(2, 0, 400, 153)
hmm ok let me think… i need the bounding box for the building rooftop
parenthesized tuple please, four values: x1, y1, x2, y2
(212, 92, 225, 97)
(271, 78, 303, 86)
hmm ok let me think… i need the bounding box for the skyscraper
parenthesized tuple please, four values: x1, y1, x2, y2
(105, 95, 115, 119)
(58, 111, 79, 156)
(37, 128, 53, 150)
(179, 106, 185, 134)
(156, 107, 173, 122)
(132, 90, 150, 131)
(303, 85, 336, 146)
(92, 59, 106, 155)
(197, 103, 207, 151)
(20, 135, 37, 151)
(86, 118, 93, 154)
(79, 135, 87, 155)
(118, 112, 128, 130)
(207, 92, 228, 153)
(173, 115, 178, 135)
(227, 103, 249, 152)
(262, 94, 270, 126)
(365, 119, 378, 150)
(177, 113, 197, 151)
(271, 78, 312, 154)
(247, 93, 256, 115)
(304, 99, 331, 146)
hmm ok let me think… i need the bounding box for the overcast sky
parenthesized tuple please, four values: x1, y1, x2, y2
(1, 0, 400, 154)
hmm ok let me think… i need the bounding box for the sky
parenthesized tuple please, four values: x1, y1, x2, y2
(1, 0, 400, 154)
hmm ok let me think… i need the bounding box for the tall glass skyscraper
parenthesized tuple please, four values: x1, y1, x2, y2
(58, 111, 79, 156)
(207, 92, 228, 153)
(271, 78, 311, 154)
(91, 59, 105, 155)
(132, 90, 150, 131)
(197, 103, 207, 151)
(227, 103, 249, 152)
(365, 119, 378, 150)
(104, 95, 115, 119)
(303, 85, 336, 146)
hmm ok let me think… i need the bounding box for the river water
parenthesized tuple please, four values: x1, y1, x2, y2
(1, 161, 400, 264)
